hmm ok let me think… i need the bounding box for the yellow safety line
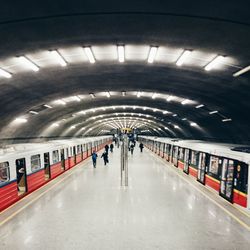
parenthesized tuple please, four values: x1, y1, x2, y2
(149, 150, 250, 231)
(0, 159, 90, 227)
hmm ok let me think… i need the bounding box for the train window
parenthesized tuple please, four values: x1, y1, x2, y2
(209, 156, 219, 175)
(52, 150, 60, 163)
(179, 148, 184, 161)
(31, 154, 41, 172)
(77, 145, 81, 154)
(191, 151, 199, 166)
(0, 162, 10, 184)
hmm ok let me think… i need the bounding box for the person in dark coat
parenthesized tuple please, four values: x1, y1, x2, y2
(110, 143, 114, 153)
(105, 144, 109, 154)
(139, 143, 144, 153)
(130, 144, 134, 155)
(91, 151, 98, 168)
(101, 151, 109, 165)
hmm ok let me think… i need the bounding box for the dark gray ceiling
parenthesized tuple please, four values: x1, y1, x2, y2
(0, 0, 249, 144)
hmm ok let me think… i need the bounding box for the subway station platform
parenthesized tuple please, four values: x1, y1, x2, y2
(0, 146, 250, 250)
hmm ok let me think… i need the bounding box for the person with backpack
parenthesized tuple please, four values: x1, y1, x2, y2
(101, 151, 109, 166)
(91, 151, 98, 168)
(110, 143, 114, 153)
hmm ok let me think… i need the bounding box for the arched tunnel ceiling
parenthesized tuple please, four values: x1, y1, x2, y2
(0, 0, 250, 144)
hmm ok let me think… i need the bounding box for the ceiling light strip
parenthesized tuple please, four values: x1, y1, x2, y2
(0, 68, 12, 78)
(205, 55, 225, 71)
(233, 65, 250, 77)
(147, 46, 158, 63)
(18, 56, 39, 72)
(50, 50, 67, 67)
(84, 47, 95, 63)
(117, 45, 125, 63)
(176, 50, 192, 66)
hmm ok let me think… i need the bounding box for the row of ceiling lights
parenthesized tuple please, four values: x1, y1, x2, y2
(0, 45, 248, 78)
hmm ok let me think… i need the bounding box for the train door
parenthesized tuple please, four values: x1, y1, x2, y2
(73, 146, 76, 164)
(170, 144, 174, 162)
(197, 152, 208, 184)
(162, 143, 165, 158)
(173, 146, 178, 167)
(219, 158, 235, 202)
(60, 149, 65, 170)
(16, 158, 27, 195)
(44, 152, 51, 180)
(183, 149, 190, 174)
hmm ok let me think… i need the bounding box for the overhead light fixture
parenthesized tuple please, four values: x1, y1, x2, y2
(176, 50, 192, 66)
(137, 91, 142, 98)
(174, 125, 179, 129)
(73, 96, 81, 102)
(117, 45, 125, 63)
(209, 110, 218, 114)
(106, 92, 111, 98)
(44, 104, 52, 109)
(18, 56, 39, 72)
(52, 123, 59, 127)
(196, 104, 204, 109)
(153, 109, 157, 112)
(29, 110, 38, 115)
(54, 99, 66, 105)
(147, 46, 158, 63)
(166, 95, 174, 102)
(152, 93, 157, 99)
(173, 114, 177, 117)
(84, 47, 95, 63)
(233, 65, 250, 77)
(122, 91, 126, 96)
(49, 50, 67, 67)
(0, 68, 12, 78)
(222, 118, 232, 122)
(133, 106, 136, 110)
(163, 111, 168, 114)
(205, 55, 225, 71)
(190, 122, 197, 127)
(89, 93, 95, 99)
(14, 117, 28, 123)
(102, 107, 106, 111)
(70, 125, 76, 129)
(181, 99, 190, 105)
(182, 118, 187, 121)
(123, 106, 126, 109)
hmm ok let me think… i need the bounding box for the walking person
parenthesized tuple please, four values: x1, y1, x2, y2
(130, 143, 134, 155)
(101, 151, 109, 166)
(105, 144, 109, 154)
(110, 143, 114, 153)
(91, 151, 98, 168)
(139, 142, 144, 153)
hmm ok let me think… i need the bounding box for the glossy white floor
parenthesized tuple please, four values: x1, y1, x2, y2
(0, 146, 250, 250)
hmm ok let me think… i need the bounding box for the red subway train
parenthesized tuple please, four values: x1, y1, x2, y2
(0, 136, 112, 212)
(140, 136, 250, 210)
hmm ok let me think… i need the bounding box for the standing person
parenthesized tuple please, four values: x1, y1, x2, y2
(91, 151, 98, 168)
(110, 143, 114, 153)
(139, 143, 144, 153)
(130, 143, 134, 155)
(105, 144, 109, 154)
(101, 151, 109, 166)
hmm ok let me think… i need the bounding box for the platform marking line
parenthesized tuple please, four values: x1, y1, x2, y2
(149, 150, 250, 231)
(0, 160, 90, 227)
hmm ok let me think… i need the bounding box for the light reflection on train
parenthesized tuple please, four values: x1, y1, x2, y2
(0, 136, 112, 212)
(140, 136, 250, 209)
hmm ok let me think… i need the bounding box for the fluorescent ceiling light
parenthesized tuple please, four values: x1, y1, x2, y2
(163, 111, 168, 114)
(18, 56, 39, 72)
(176, 50, 192, 66)
(222, 118, 232, 122)
(89, 93, 95, 99)
(205, 55, 225, 71)
(117, 45, 125, 63)
(137, 91, 142, 98)
(190, 122, 197, 127)
(182, 118, 187, 121)
(71, 125, 76, 129)
(15, 117, 27, 123)
(50, 50, 67, 67)
(0, 68, 12, 78)
(147, 46, 158, 63)
(84, 47, 95, 63)
(106, 92, 111, 98)
(52, 123, 59, 127)
(54, 99, 66, 105)
(166, 95, 174, 102)
(181, 99, 190, 105)
(173, 114, 177, 117)
(72, 96, 81, 102)
(209, 110, 218, 114)
(174, 125, 179, 129)
(152, 93, 157, 99)
(44, 104, 52, 108)
(29, 110, 38, 115)
(122, 91, 126, 96)
(233, 65, 250, 77)
(196, 104, 204, 109)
